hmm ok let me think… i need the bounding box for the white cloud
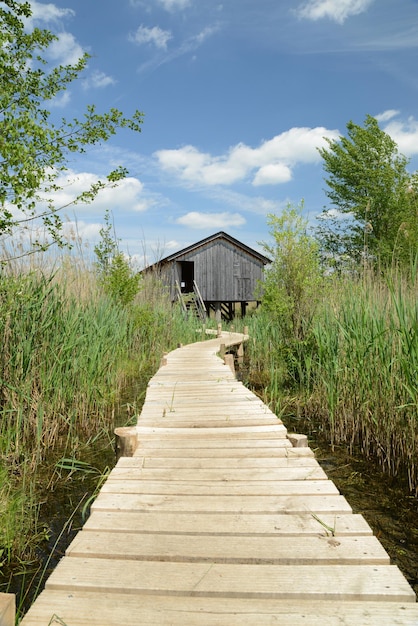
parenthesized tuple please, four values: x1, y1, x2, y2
(48, 91, 71, 108)
(156, 126, 339, 187)
(165, 240, 182, 250)
(82, 70, 116, 90)
(381, 115, 418, 158)
(40, 170, 149, 213)
(193, 26, 219, 46)
(159, 0, 192, 10)
(176, 212, 246, 229)
(129, 25, 172, 50)
(62, 220, 102, 242)
(47, 32, 85, 65)
(129, 0, 191, 11)
(296, 0, 375, 24)
(137, 24, 221, 74)
(253, 164, 292, 186)
(25, 4, 86, 67)
(375, 109, 400, 123)
(29, 1, 75, 23)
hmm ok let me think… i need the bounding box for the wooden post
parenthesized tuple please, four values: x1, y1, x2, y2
(217, 322, 222, 337)
(219, 343, 226, 358)
(0, 593, 15, 626)
(224, 353, 235, 376)
(237, 341, 244, 365)
(115, 426, 138, 459)
(287, 433, 308, 447)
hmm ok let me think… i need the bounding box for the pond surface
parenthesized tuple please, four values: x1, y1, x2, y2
(0, 440, 117, 617)
(0, 379, 143, 619)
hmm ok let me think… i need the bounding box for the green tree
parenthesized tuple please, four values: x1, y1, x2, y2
(103, 252, 141, 306)
(261, 201, 322, 343)
(94, 209, 118, 277)
(94, 210, 140, 306)
(0, 0, 143, 257)
(318, 115, 417, 268)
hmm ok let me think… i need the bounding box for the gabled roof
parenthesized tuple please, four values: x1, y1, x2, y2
(152, 231, 271, 266)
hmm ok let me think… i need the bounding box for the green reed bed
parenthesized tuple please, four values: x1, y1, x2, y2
(0, 271, 133, 561)
(309, 276, 418, 492)
(0, 268, 203, 566)
(0, 273, 130, 456)
(244, 273, 418, 494)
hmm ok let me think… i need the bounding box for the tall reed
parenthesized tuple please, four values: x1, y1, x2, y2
(308, 273, 418, 491)
(245, 269, 418, 493)
(0, 262, 203, 564)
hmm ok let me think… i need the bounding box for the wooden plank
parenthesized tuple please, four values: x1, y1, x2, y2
(138, 412, 279, 422)
(137, 418, 281, 428)
(145, 385, 266, 392)
(144, 387, 257, 396)
(136, 438, 292, 449)
(136, 425, 288, 436)
(147, 376, 248, 383)
(143, 401, 270, 410)
(116, 455, 321, 469)
(107, 466, 328, 481)
(0, 593, 15, 626)
(99, 479, 338, 496)
(133, 446, 313, 458)
(150, 373, 235, 381)
(144, 391, 263, 399)
(66, 531, 390, 565)
(143, 391, 271, 401)
(91, 493, 353, 514)
(83, 511, 374, 537)
(19, 591, 418, 626)
(141, 400, 273, 414)
(139, 407, 277, 414)
(45, 559, 416, 601)
(137, 434, 289, 443)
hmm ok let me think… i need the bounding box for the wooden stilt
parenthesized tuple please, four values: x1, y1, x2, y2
(0, 593, 15, 626)
(114, 427, 138, 459)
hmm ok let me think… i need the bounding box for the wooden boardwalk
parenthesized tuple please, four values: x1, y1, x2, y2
(19, 331, 418, 625)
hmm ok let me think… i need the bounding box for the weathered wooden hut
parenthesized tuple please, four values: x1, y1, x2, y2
(147, 231, 270, 320)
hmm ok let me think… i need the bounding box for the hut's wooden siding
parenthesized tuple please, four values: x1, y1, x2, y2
(168, 239, 265, 302)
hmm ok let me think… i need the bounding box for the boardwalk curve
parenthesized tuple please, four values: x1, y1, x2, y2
(20, 331, 418, 625)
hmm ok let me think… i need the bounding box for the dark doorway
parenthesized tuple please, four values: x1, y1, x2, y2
(179, 261, 194, 293)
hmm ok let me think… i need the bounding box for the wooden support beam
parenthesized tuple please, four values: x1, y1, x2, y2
(224, 353, 235, 376)
(0, 593, 15, 626)
(114, 427, 138, 459)
(288, 433, 309, 448)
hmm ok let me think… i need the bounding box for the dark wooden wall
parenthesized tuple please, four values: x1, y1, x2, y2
(164, 239, 265, 302)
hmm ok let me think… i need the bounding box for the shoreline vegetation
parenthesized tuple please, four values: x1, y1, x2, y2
(0, 252, 204, 616)
(244, 267, 418, 495)
(1, 3, 416, 618)
(0, 248, 417, 618)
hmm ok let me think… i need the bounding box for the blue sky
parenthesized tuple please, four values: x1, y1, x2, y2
(24, 0, 418, 264)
